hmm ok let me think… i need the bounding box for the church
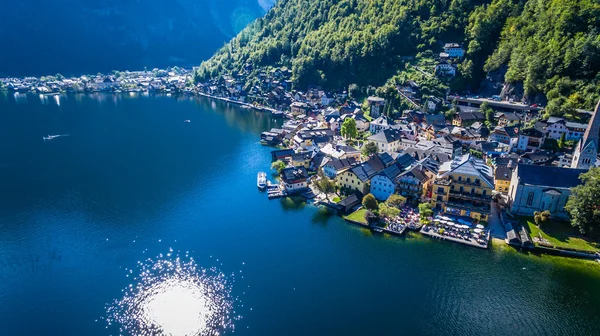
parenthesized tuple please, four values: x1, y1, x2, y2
(571, 100, 600, 169)
(508, 164, 587, 219)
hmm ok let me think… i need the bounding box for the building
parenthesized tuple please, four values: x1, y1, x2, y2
(367, 129, 402, 153)
(453, 111, 485, 127)
(508, 164, 586, 219)
(494, 166, 513, 193)
(396, 162, 435, 201)
(369, 115, 394, 134)
(370, 163, 403, 201)
(322, 157, 358, 178)
(443, 43, 465, 58)
(431, 154, 494, 222)
(497, 113, 521, 127)
(571, 100, 599, 170)
(280, 166, 309, 193)
(435, 61, 457, 77)
(290, 102, 311, 115)
(337, 153, 393, 193)
(425, 96, 443, 112)
(545, 117, 569, 140)
(565, 121, 588, 141)
(516, 128, 545, 152)
(367, 96, 386, 118)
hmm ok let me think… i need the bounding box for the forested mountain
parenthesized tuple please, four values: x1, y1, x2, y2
(0, 0, 270, 77)
(197, 0, 600, 113)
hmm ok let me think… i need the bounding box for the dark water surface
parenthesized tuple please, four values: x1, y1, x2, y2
(0, 92, 599, 336)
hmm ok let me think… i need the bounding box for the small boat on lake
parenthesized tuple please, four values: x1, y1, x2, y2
(43, 134, 69, 141)
(257, 172, 267, 190)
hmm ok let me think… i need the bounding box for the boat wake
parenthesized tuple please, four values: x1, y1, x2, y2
(42, 134, 69, 141)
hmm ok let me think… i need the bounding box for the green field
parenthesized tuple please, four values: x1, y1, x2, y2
(345, 208, 368, 225)
(523, 218, 600, 252)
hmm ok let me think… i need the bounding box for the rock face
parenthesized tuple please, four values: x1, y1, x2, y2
(0, 0, 268, 76)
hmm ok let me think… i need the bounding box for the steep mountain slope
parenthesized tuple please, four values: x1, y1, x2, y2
(197, 0, 600, 113)
(0, 0, 268, 76)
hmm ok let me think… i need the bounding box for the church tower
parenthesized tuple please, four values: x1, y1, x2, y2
(571, 100, 600, 169)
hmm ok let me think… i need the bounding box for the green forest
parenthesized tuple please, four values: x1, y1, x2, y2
(196, 0, 600, 113)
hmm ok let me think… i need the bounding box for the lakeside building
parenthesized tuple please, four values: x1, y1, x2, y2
(508, 164, 586, 219)
(280, 166, 309, 194)
(431, 154, 494, 222)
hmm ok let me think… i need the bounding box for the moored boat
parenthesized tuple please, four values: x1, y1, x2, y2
(257, 172, 267, 189)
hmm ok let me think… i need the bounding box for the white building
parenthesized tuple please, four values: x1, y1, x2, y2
(370, 163, 403, 201)
(443, 43, 465, 58)
(367, 129, 402, 153)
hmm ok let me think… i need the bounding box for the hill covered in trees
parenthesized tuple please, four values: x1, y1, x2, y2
(196, 0, 600, 113)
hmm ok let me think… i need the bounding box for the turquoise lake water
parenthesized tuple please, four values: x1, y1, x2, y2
(0, 92, 599, 335)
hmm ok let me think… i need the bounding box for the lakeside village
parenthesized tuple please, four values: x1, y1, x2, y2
(2, 44, 599, 261)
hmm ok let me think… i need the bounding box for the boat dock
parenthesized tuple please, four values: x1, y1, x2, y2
(266, 183, 287, 199)
(420, 227, 489, 249)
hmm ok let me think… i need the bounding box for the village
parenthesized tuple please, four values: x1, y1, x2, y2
(2, 43, 599, 260)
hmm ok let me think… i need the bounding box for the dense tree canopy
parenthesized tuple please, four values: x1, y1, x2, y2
(197, 0, 600, 114)
(565, 168, 600, 237)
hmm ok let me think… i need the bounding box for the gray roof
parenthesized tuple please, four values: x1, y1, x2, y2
(516, 164, 586, 189)
(368, 129, 402, 144)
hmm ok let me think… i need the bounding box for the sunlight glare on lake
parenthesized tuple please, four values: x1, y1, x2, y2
(106, 252, 236, 336)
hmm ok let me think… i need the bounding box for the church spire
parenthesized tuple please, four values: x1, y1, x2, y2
(571, 99, 600, 169)
(580, 99, 600, 151)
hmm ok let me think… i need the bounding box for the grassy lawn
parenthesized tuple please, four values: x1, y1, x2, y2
(332, 197, 341, 203)
(345, 208, 368, 225)
(523, 218, 600, 252)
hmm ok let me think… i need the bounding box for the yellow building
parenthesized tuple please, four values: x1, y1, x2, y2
(431, 154, 494, 222)
(337, 167, 369, 194)
(494, 166, 512, 193)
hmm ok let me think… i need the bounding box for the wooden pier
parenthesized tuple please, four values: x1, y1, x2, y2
(419, 227, 489, 249)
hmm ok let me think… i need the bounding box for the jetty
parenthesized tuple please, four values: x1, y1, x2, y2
(420, 226, 489, 249)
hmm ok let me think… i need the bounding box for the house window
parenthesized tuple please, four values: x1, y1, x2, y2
(460, 186, 464, 193)
(467, 178, 471, 183)
(482, 190, 487, 197)
(526, 192, 534, 206)
(437, 187, 445, 193)
(475, 179, 480, 184)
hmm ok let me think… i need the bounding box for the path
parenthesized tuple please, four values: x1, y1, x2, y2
(488, 202, 506, 240)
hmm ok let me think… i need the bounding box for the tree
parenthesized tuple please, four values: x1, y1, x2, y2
(565, 168, 600, 237)
(481, 101, 494, 124)
(387, 194, 407, 208)
(379, 203, 400, 219)
(315, 174, 336, 200)
(361, 141, 379, 157)
(558, 132, 566, 150)
(534, 210, 551, 227)
(364, 210, 377, 224)
(340, 118, 358, 139)
(271, 160, 287, 174)
(362, 193, 379, 211)
(418, 202, 433, 220)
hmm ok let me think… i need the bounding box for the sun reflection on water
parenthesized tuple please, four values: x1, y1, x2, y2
(106, 252, 238, 336)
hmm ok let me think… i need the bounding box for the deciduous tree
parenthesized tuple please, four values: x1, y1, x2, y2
(362, 193, 379, 211)
(565, 168, 600, 237)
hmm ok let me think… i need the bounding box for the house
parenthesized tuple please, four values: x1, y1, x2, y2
(431, 154, 495, 222)
(336, 153, 393, 193)
(280, 166, 309, 194)
(435, 61, 457, 77)
(520, 150, 554, 165)
(443, 43, 465, 58)
(320, 143, 361, 161)
(497, 113, 521, 127)
(367, 96, 386, 118)
(545, 118, 568, 140)
(291, 151, 314, 169)
(489, 126, 518, 147)
(367, 129, 402, 153)
(494, 166, 513, 193)
(325, 115, 341, 132)
(290, 101, 311, 115)
(271, 149, 295, 162)
(293, 129, 334, 149)
(516, 128, 545, 152)
(425, 96, 443, 112)
(565, 121, 588, 141)
(508, 164, 586, 219)
(341, 113, 370, 132)
(424, 113, 446, 127)
(396, 162, 435, 201)
(369, 115, 395, 134)
(370, 163, 403, 201)
(453, 111, 485, 127)
(322, 157, 358, 178)
(337, 192, 364, 214)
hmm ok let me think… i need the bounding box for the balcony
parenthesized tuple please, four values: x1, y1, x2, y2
(450, 177, 482, 187)
(448, 190, 491, 202)
(446, 200, 491, 215)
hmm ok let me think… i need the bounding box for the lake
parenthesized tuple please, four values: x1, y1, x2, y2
(0, 92, 599, 336)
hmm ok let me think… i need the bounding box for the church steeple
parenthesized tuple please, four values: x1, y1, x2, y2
(571, 100, 600, 169)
